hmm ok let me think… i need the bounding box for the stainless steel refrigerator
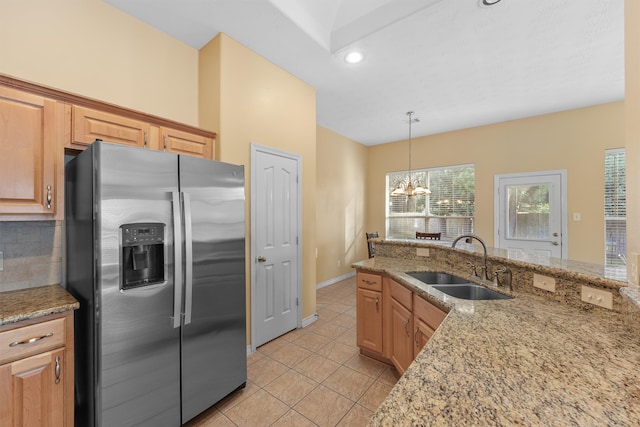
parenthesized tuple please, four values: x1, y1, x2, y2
(65, 140, 246, 427)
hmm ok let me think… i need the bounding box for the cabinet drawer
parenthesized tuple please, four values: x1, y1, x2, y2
(413, 295, 447, 330)
(357, 272, 382, 291)
(389, 279, 412, 311)
(0, 317, 66, 365)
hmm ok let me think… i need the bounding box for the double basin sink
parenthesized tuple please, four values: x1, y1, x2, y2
(407, 272, 512, 301)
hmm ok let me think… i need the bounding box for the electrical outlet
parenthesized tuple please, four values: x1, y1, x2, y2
(416, 247, 430, 257)
(581, 286, 613, 310)
(572, 212, 581, 221)
(533, 273, 555, 292)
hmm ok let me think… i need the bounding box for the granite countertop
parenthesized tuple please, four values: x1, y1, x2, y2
(355, 257, 640, 426)
(0, 285, 79, 326)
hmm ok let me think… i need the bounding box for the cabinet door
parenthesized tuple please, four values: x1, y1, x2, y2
(0, 348, 65, 427)
(159, 126, 214, 159)
(413, 316, 435, 359)
(71, 105, 151, 150)
(356, 288, 383, 354)
(390, 298, 413, 374)
(0, 87, 64, 218)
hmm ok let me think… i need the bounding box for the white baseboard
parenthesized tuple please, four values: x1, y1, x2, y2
(302, 313, 318, 328)
(247, 274, 354, 355)
(316, 271, 355, 290)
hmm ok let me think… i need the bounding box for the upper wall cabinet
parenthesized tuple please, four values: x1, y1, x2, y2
(69, 106, 215, 159)
(70, 106, 152, 150)
(159, 126, 214, 159)
(0, 86, 66, 219)
(0, 74, 216, 221)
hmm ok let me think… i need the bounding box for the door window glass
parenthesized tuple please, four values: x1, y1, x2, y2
(506, 184, 550, 240)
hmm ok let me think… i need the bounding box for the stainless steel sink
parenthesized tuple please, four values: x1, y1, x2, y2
(406, 271, 470, 284)
(431, 284, 512, 300)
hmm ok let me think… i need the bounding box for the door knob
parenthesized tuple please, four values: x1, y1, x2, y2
(553, 232, 559, 237)
(552, 241, 559, 246)
(258, 256, 267, 262)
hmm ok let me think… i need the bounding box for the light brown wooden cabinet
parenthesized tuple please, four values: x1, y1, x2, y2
(69, 106, 215, 159)
(0, 86, 67, 220)
(412, 293, 447, 358)
(159, 126, 214, 159)
(0, 75, 217, 220)
(389, 278, 414, 374)
(70, 105, 151, 151)
(356, 272, 383, 355)
(356, 270, 448, 372)
(0, 312, 74, 427)
(390, 298, 413, 373)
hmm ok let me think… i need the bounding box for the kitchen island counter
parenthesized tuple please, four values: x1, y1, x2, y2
(0, 285, 79, 326)
(355, 256, 640, 426)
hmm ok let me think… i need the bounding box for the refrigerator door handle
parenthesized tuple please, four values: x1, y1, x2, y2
(183, 192, 194, 325)
(172, 191, 183, 329)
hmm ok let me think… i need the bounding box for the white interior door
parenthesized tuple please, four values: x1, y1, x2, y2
(494, 170, 567, 259)
(251, 144, 301, 349)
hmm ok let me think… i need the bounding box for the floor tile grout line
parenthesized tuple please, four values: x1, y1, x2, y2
(192, 278, 371, 426)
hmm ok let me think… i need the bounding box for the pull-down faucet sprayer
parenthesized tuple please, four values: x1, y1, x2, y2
(451, 234, 489, 281)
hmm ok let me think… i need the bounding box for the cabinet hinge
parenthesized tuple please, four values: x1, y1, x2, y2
(296, 297, 299, 306)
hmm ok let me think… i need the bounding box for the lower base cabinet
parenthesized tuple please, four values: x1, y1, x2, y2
(390, 298, 414, 373)
(413, 293, 447, 358)
(356, 269, 448, 373)
(0, 348, 66, 426)
(0, 312, 74, 427)
(356, 272, 384, 354)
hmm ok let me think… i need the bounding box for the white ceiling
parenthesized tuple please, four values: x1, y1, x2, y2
(103, 0, 624, 146)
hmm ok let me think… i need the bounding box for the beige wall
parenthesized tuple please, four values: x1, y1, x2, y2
(199, 34, 318, 336)
(367, 102, 624, 264)
(0, 0, 199, 126)
(316, 125, 369, 284)
(625, 0, 640, 286)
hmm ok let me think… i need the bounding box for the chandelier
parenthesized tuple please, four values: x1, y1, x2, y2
(390, 111, 431, 197)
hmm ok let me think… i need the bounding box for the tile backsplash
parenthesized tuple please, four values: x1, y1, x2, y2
(0, 221, 63, 292)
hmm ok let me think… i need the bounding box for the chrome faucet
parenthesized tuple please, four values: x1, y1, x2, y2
(452, 234, 489, 281)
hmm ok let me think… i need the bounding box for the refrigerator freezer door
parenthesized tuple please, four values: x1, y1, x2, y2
(96, 143, 181, 427)
(178, 155, 247, 424)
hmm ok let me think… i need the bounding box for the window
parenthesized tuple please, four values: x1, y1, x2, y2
(604, 149, 626, 274)
(386, 164, 475, 240)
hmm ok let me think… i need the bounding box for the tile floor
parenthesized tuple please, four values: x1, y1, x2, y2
(185, 276, 400, 427)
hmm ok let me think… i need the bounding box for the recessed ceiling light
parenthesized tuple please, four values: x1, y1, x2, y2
(344, 51, 364, 64)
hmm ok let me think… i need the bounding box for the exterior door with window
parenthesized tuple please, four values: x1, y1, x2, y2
(495, 171, 566, 259)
